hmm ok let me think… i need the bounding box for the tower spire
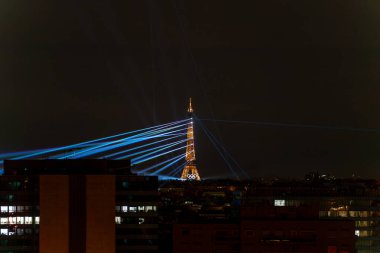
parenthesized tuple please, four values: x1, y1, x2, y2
(188, 97, 193, 113)
(180, 98, 201, 180)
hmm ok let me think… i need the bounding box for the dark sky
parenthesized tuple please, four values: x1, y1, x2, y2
(0, 1, 379, 178)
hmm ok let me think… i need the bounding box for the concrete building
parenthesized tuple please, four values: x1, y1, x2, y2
(0, 159, 158, 253)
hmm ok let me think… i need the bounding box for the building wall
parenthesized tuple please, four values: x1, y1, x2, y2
(86, 175, 115, 253)
(173, 224, 239, 253)
(0, 175, 40, 252)
(262, 195, 380, 253)
(2, 159, 159, 253)
(174, 220, 355, 253)
(40, 175, 117, 253)
(40, 175, 69, 253)
(115, 175, 159, 253)
(241, 220, 355, 253)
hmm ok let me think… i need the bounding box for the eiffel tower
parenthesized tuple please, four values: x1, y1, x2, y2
(180, 98, 201, 180)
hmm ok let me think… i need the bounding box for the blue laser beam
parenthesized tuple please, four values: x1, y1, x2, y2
(13, 119, 190, 160)
(136, 153, 185, 174)
(167, 160, 188, 177)
(130, 139, 188, 164)
(131, 145, 188, 165)
(110, 135, 188, 161)
(71, 127, 188, 160)
(58, 122, 189, 159)
(195, 117, 240, 179)
(104, 133, 186, 159)
(150, 155, 185, 175)
(197, 117, 249, 179)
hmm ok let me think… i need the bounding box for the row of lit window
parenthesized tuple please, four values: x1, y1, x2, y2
(1, 206, 33, 213)
(320, 210, 372, 218)
(0, 217, 39, 225)
(115, 217, 145, 225)
(115, 206, 157, 213)
(1, 228, 37, 236)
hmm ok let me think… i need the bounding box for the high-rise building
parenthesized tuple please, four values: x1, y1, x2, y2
(0, 159, 159, 253)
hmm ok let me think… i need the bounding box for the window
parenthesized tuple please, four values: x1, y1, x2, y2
(0, 216, 33, 224)
(274, 199, 285, 206)
(118, 205, 157, 213)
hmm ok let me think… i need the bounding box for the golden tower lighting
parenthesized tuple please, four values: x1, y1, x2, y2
(180, 98, 201, 180)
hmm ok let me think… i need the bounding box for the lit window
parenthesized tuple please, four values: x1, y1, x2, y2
(0, 206, 7, 213)
(25, 217, 32, 224)
(129, 206, 137, 213)
(0, 229, 8, 235)
(121, 206, 128, 212)
(355, 230, 360, 237)
(115, 217, 121, 224)
(16, 217, 24, 224)
(8, 206, 16, 212)
(9, 217, 16, 224)
(274, 200, 285, 206)
(35, 217, 40, 224)
(138, 218, 145, 225)
(0, 218, 7, 224)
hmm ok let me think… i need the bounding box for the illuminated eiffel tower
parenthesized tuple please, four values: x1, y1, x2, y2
(180, 98, 201, 180)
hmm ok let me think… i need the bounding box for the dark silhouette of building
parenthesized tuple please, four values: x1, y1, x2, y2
(0, 159, 159, 253)
(246, 177, 380, 253)
(173, 204, 356, 253)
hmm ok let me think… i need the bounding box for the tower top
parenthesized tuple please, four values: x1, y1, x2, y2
(187, 97, 194, 113)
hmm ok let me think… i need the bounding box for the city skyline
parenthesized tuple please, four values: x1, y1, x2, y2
(0, 1, 379, 178)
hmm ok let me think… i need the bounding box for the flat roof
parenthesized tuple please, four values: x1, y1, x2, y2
(3, 159, 131, 175)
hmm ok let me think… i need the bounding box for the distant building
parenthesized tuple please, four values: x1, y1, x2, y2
(173, 223, 239, 253)
(173, 204, 356, 253)
(246, 178, 380, 253)
(1, 159, 159, 253)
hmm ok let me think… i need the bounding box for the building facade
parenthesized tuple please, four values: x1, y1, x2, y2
(247, 179, 380, 253)
(0, 159, 159, 253)
(173, 205, 355, 253)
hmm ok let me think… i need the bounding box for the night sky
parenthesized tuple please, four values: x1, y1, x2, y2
(0, 1, 379, 178)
